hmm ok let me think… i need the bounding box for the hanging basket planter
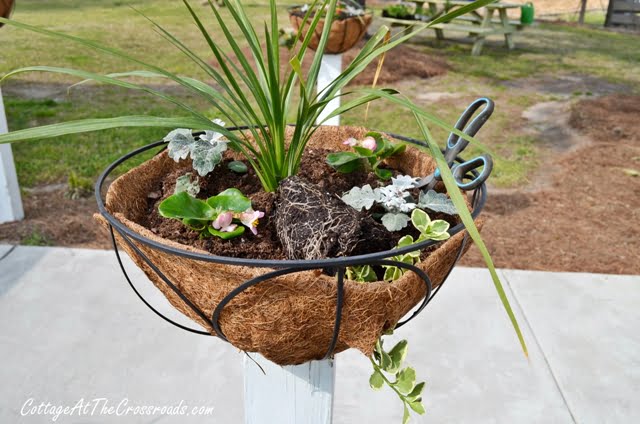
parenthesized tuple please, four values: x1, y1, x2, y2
(0, 0, 15, 27)
(95, 125, 486, 366)
(288, 6, 373, 54)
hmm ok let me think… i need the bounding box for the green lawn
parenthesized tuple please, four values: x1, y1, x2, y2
(1, 1, 638, 189)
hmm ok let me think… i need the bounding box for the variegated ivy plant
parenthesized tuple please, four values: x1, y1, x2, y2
(0, 0, 528, 422)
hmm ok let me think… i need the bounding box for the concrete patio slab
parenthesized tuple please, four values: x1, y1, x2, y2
(0, 243, 13, 259)
(335, 267, 573, 424)
(0, 246, 243, 424)
(504, 269, 640, 424)
(0, 246, 637, 423)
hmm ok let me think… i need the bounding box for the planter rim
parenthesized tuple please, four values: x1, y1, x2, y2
(96, 126, 486, 269)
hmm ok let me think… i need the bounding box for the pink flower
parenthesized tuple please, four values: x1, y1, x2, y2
(240, 209, 265, 235)
(212, 212, 237, 232)
(361, 136, 377, 151)
(343, 137, 357, 147)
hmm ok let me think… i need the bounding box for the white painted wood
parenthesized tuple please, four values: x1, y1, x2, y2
(244, 354, 335, 424)
(0, 87, 24, 224)
(316, 54, 342, 126)
(241, 51, 343, 424)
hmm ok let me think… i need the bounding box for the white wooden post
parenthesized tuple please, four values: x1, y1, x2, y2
(0, 87, 24, 224)
(244, 355, 335, 424)
(316, 54, 342, 126)
(242, 54, 342, 424)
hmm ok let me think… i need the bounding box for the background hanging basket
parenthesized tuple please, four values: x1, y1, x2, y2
(289, 10, 373, 54)
(96, 126, 484, 365)
(0, 0, 15, 27)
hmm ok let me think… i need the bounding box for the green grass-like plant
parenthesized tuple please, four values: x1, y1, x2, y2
(0, 0, 528, 393)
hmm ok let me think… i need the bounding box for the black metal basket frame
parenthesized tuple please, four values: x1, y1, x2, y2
(96, 130, 487, 359)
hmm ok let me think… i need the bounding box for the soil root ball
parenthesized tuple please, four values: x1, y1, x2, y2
(275, 176, 364, 260)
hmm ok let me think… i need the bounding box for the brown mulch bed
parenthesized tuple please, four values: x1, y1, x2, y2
(342, 41, 449, 86)
(212, 41, 449, 87)
(461, 95, 640, 274)
(2, 94, 639, 274)
(0, 188, 109, 249)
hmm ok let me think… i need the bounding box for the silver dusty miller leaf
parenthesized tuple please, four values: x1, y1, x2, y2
(377, 184, 416, 214)
(191, 139, 227, 176)
(391, 175, 419, 190)
(418, 190, 458, 215)
(381, 212, 410, 232)
(174, 173, 200, 197)
(341, 184, 381, 211)
(199, 118, 226, 144)
(165, 128, 195, 161)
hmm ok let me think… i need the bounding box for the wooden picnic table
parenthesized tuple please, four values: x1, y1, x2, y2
(382, 0, 525, 56)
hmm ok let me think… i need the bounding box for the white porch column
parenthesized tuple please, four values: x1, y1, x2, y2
(316, 54, 342, 126)
(0, 87, 24, 224)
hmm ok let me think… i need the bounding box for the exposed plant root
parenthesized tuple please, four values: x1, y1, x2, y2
(275, 176, 363, 260)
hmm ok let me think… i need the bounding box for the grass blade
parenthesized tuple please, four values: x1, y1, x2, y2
(411, 110, 528, 357)
(428, 0, 497, 27)
(0, 116, 212, 144)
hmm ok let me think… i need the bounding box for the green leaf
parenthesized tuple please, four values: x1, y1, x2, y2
(369, 371, 384, 390)
(408, 400, 425, 415)
(402, 403, 410, 424)
(411, 110, 529, 358)
(348, 265, 378, 283)
(389, 340, 408, 373)
(428, 0, 498, 26)
(353, 146, 375, 157)
(375, 168, 393, 180)
(0, 116, 211, 145)
(159, 192, 215, 220)
(380, 350, 393, 372)
(326, 152, 362, 167)
(182, 218, 207, 231)
(407, 382, 425, 401)
(429, 220, 450, 234)
(390, 143, 407, 157)
(208, 225, 245, 240)
(395, 367, 416, 395)
(1, 66, 209, 121)
(383, 265, 404, 281)
(207, 188, 251, 212)
(396, 235, 415, 249)
(349, 88, 494, 156)
(359, 265, 378, 282)
(228, 161, 248, 174)
(411, 209, 430, 233)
